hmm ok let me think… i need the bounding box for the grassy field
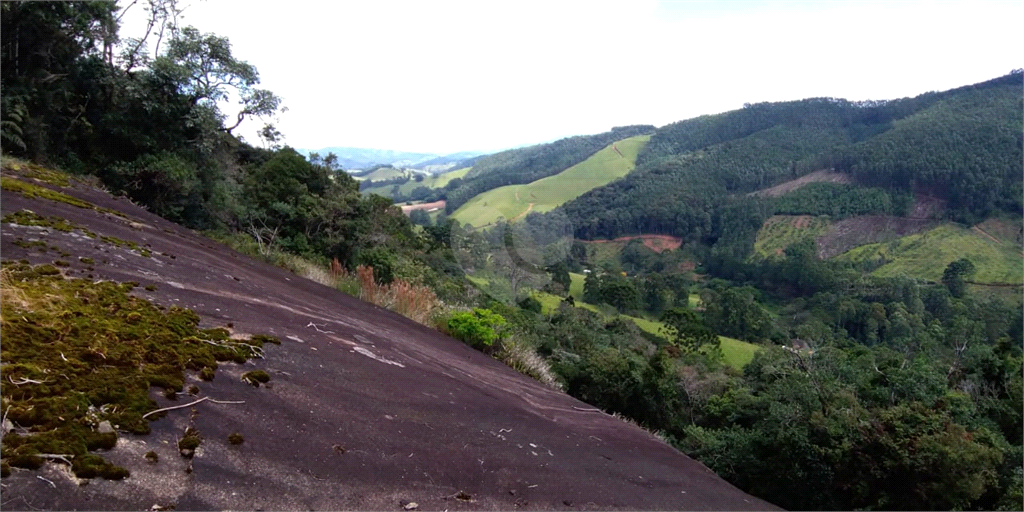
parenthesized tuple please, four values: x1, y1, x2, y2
(451, 135, 650, 227)
(835, 223, 1023, 284)
(359, 167, 408, 182)
(569, 272, 586, 300)
(753, 215, 832, 258)
(531, 290, 758, 370)
(362, 167, 470, 197)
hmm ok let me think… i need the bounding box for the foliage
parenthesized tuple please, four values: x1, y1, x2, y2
(446, 308, 508, 350)
(659, 308, 719, 354)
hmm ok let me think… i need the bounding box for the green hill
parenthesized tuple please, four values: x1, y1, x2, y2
(362, 166, 469, 197)
(556, 72, 1023, 242)
(451, 135, 649, 227)
(443, 125, 654, 213)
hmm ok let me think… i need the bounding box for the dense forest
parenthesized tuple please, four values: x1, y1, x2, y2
(557, 72, 1023, 243)
(2, 3, 1021, 510)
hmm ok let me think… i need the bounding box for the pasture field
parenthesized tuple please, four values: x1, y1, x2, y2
(451, 135, 650, 227)
(835, 223, 1024, 284)
(569, 272, 586, 300)
(359, 167, 408, 182)
(362, 167, 470, 197)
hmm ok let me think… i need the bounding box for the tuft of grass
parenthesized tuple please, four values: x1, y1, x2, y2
(498, 338, 563, 390)
(227, 432, 244, 445)
(355, 265, 440, 325)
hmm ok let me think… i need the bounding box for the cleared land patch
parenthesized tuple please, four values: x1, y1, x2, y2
(451, 135, 650, 228)
(753, 215, 831, 258)
(748, 169, 852, 198)
(580, 234, 683, 253)
(834, 223, 1024, 284)
(400, 200, 445, 213)
(816, 215, 937, 259)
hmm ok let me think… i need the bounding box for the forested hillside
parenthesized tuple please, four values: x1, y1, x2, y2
(2, 3, 1021, 510)
(558, 71, 1023, 245)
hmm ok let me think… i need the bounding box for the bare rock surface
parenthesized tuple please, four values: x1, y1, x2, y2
(0, 169, 781, 510)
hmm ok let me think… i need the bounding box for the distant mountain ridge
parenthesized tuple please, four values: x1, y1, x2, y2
(296, 146, 483, 172)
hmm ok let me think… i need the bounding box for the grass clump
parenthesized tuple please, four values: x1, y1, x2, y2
(241, 370, 271, 387)
(227, 432, 244, 445)
(144, 450, 159, 463)
(0, 261, 278, 479)
(178, 427, 202, 452)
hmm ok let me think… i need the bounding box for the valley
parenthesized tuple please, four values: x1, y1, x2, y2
(1, 5, 1021, 509)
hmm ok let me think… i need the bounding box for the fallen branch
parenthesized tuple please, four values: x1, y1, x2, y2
(35, 476, 55, 488)
(201, 339, 265, 358)
(571, 406, 603, 413)
(142, 396, 245, 419)
(35, 454, 74, 465)
(8, 375, 49, 386)
(306, 322, 334, 334)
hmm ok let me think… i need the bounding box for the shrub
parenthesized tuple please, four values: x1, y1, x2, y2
(447, 308, 507, 351)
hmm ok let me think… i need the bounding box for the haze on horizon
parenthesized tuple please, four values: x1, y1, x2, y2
(119, 0, 1022, 155)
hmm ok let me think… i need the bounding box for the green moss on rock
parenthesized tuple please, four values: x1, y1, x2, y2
(0, 262, 278, 479)
(241, 370, 271, 387)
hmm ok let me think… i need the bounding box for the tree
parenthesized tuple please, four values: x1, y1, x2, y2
(660, 308, 719, 354)
(408, 209, 431, 227)
(942, 258, 976, 298)
(151, 26, 282, 135)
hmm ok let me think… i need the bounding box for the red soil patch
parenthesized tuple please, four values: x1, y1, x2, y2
(400, 199, 445, 214)
(581, 235, 683, 253)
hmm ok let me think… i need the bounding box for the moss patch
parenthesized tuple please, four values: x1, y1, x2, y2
(0, 262, 279, 479)
(0, 176, 125, 217)
(2, 210, 97, 238)
(241, 370, 271, 387)
(227, 432, 244, 445)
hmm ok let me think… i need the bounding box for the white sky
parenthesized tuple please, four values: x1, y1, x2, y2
(118, 0, 1022, 154)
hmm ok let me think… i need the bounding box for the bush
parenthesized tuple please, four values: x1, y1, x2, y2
(446, 308, 507, 351)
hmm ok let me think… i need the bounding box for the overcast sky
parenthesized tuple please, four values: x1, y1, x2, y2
(119, 0, 1021, 154)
